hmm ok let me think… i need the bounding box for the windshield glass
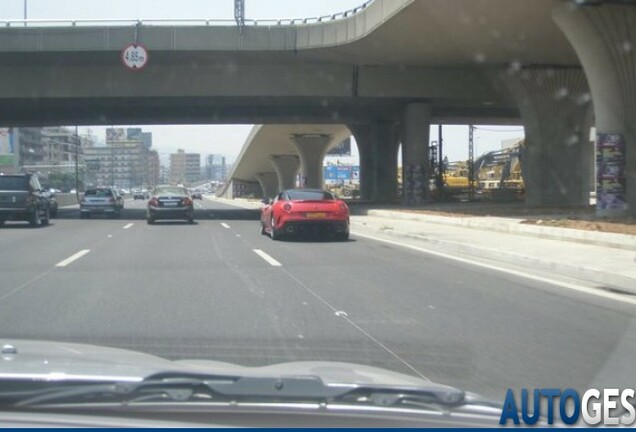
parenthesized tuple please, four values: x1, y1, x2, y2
(1, 0, 635, 428)
(0, 176, 28, 190)
(287, 190, 334, 201)
(84, 189, 113, 197)
(154, 187, 187, 196)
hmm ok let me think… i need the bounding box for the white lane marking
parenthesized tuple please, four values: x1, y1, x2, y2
(351, 230, 636, 307)
(123, 223, 134, 229)
(253, 249, 282, 267)
(221, 223, 230, 229)
(55, 250, 91, 268)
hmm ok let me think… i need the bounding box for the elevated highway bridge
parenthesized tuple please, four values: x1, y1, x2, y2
(0, 0, 634, 214)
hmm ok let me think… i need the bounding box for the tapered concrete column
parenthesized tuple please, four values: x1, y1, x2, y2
(503, 68, 593, 207)
(269, 155, 300, 191)
(554, 4, 636, 216)
(350, 125, 377, 201)
(254, 172, 279, 199)
(350, 123, 399, 203)
(401, 103, 432, 205)
(290, 134, 332, 189)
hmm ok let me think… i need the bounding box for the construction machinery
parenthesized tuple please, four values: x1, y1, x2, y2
(473, 139, 524, 201)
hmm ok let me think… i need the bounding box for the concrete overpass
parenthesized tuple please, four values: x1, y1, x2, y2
(0, 0, 634, 214)
(219, 125, 351, 199)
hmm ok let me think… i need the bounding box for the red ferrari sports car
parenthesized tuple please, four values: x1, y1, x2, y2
(260, 189, 350, 241)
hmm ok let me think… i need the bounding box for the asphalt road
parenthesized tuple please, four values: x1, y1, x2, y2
(0, 197, 634, 401)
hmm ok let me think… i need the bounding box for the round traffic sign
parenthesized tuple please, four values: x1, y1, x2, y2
(121, 44, 149, 71)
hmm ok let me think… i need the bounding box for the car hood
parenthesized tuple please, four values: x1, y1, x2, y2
(0, 339, 433, 388)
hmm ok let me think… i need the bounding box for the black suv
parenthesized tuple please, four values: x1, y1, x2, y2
(0, 173, 51, 228)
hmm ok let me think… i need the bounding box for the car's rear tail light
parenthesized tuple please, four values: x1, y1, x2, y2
(283, 203, 292, 212)
(25, 195, 34, 206)
(182, 197, 193, 206)
(149, 198, 159, 206)
(338, 202, 349, 213)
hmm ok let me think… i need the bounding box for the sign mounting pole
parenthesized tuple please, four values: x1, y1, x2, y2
(235, 0, 245, 31)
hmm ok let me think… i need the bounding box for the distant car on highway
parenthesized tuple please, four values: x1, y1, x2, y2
(147, 186, 194, 225)
(260, 189, 349, 241)
(133, 192, 150, 200)
(0, 173, 51, 228)
(80, 188, 122, 219)
(191, 191, 202, 200)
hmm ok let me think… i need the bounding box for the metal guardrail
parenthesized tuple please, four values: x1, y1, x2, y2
(0, 1, 373, 28)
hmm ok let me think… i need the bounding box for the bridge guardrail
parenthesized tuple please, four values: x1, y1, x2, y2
(1, 1, 373, 28)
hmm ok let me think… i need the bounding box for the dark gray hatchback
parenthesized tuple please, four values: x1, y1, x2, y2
(0, 173, 50, 228)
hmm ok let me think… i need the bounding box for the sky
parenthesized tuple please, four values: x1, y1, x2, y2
(2, 0, 524, 166)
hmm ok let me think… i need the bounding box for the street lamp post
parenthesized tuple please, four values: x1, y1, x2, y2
(75, 126, 80, 202)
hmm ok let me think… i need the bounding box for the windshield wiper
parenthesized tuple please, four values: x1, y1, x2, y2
(3, 373, 473, 410)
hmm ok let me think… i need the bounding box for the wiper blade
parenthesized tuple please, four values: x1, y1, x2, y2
(3, 373, 467, 409)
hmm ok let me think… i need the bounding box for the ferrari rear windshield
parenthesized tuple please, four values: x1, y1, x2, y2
(288, 190, 334, 201)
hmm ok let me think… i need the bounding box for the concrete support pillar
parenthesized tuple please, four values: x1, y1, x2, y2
(269, 155, 300, 191)
(503, 68, 593, 207)
(401, 103, 432, 205)
(290, 134, 332, 189)
(554, 4, 636, 216)
(350, 123, 399, 203)
(254, 172, 279, 199)
(352, 126, 376, 201)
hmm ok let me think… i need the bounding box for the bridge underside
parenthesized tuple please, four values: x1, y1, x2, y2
(0, 97, 520, 127)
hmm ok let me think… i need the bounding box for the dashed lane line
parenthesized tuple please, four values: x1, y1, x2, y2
(55, 249, 91, 268)
(252, 249, 282, 267)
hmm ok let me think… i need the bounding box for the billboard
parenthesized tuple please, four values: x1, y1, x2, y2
(106, 128, 126, 142)
(327, 137, 352, 156)
(324, 165, 360, 182)
(127, 128, 143, 141)
(0, 128, 15, 153)
(596, 132, 627, 211)
(0, 128, 16, 173)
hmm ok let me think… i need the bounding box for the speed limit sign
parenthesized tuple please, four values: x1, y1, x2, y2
(121, 44, 149, 71)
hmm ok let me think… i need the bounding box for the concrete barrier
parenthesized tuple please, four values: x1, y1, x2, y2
(55, 193, 80, 207)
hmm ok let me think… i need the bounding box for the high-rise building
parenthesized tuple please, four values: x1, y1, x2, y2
(170, 149, 200, 184)
(13, 127, 84, 172)
(147, 150, 160, 187)
(84, 127, 154, 189)
(16, 128, 46, 168)
(205, 154, 228, 182)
